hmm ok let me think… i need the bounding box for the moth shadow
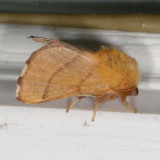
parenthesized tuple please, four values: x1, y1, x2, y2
(60, 38, 106, 51)
(58, 33, 113, 52)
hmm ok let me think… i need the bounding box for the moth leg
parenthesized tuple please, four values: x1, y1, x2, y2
(28, 36, 52, 44)
(66, 96, 85, 113)
(91, 103, 102, 122)
(121, 96, 136, 113)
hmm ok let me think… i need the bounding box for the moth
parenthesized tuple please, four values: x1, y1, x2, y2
(16, 36, 140, 121)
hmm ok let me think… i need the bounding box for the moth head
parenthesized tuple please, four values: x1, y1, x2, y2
(112, 87, 139, 97)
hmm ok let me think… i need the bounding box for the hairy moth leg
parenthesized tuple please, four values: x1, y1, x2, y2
(93, 93, 118, 121)
(66, 98, 80, 113)
(121, 96, 136, 113)
(66, 96, 85, 113)
(91, 103, 102, 122)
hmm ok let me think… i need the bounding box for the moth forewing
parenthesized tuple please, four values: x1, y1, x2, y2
(16, 37, 140, 121)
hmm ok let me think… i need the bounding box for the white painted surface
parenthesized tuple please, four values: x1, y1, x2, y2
(0, 24, 160, 160)
(1, 104, 160, 160)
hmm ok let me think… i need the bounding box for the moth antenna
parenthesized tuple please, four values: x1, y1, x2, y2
(28, 36, 53, 44)
(121, 96, 136, 113)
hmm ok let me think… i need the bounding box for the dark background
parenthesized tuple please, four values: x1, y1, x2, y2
(0, 0, 160, 14)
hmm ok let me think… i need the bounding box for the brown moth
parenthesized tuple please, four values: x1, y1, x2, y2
(16, 36, 140, 121)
